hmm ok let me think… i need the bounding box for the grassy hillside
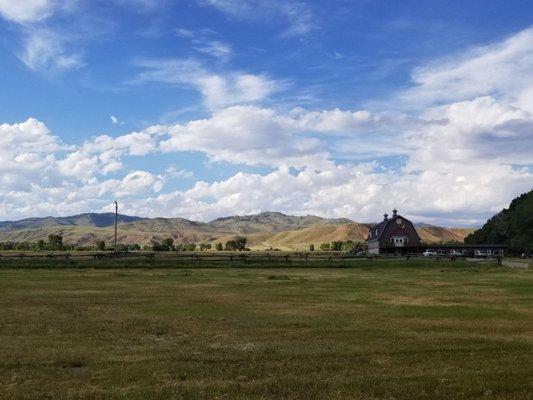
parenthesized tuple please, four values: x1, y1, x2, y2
(465, 190, 533, 253)
(417, 226, 474, 244)
(208, 211, 353, 234)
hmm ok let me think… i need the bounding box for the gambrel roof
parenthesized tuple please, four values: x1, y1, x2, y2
(367, 214, 421, 242)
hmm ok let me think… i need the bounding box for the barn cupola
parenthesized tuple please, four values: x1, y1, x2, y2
(383, 213, 388, 221)
(392, 208, 398, 217)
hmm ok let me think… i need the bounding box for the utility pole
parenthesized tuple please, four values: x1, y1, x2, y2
(114, 200, 118, 253)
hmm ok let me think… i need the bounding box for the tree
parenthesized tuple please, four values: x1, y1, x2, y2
(151, 241, 162, 251)
(96, 240, 106, 251)
(36, 239, 47, 251)
(235, 236, 247, 251)
(216, 242, 223, 251)
(48, 234, 64, 251)
(331, 241, 343, 251)
(465, 190, 533, 254)
(225, 237, 247, 251)
(319, 243, 330, 251)
(309, 244, 314, 251)
(341, 240, 356, 252)
(162, 238, 174, 251)
(199, 243, 212, 251)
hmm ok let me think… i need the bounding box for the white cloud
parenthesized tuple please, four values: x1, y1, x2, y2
(118, 164, 532, 226)
(2, 28, 533, 226)
(400, 27, 533, 111)
(202, 0, 314, 37)
(195, 40, 233, 60)
(98, 171, 164, 197)
(0, 0, 84, 72)
(0, 0, 55, 23)
(164, 166, 194, 179)
(133, 58, 279, 108)
(0, 118, 166, 220)
(174, 28, 233, 61)
(57, 151, 99, 181)
(19, 29, 83, 71)
(160, 105, 329, 168)
(0, 117, 63, 154)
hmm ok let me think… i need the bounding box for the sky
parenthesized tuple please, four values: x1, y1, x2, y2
(0, 0, 532, 226)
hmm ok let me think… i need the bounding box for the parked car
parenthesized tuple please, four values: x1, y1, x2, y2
(450, 250, 463, 256)
(475, 249, 487, 257)
(422, 250, 438, 257)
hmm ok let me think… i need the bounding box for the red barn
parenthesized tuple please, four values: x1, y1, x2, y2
(366, 209, 421, 254)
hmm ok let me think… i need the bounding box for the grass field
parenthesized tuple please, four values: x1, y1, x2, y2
(0, 262, 532, 399)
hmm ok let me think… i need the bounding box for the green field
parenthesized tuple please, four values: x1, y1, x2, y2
(1, 262, 532, 399)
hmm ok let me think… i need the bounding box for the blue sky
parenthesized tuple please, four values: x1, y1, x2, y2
(0, 0, 532, 225)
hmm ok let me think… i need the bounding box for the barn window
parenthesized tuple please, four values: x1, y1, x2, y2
(376, 229, 380, 235)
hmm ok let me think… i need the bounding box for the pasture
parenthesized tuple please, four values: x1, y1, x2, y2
(0, 260, 532, 399)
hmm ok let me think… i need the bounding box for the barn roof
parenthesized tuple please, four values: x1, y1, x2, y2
(367, 214, 421, 242)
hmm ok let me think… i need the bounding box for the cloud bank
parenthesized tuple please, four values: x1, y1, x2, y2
(1, 27, 532, 225)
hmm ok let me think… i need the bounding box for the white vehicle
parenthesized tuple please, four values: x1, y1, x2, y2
(475, 249, 487, 258)
(450, 250, 463, 256)
(422, 250, 438, 257)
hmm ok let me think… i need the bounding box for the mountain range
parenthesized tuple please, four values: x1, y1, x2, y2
(0, 212, 474, 250)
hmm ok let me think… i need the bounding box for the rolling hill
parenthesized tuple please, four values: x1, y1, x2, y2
(0, 211, 474, 250)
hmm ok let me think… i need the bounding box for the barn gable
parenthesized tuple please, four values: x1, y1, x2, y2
(366, 209, 421, 254)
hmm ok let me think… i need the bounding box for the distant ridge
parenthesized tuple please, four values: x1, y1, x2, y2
(0, 211, 474, 249)
(0, 213, 143, 230)
(209, 211, 355, 234)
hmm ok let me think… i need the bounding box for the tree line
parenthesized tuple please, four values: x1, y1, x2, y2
(312, 240, 361, 252)
(0, 235, 250, 252)
(0, 235, 363, 253)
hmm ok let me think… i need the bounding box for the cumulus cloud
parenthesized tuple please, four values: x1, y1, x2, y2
(0, 119, 164, 220)
(0, 118, 63, 154)
(117, 164, 532, 226)
(1, 27, 533, 225)
(159, 105, 331, 168)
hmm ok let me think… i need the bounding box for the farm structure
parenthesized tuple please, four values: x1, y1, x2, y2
(365, 209, 421, 254)
(365, 209, 507, 256)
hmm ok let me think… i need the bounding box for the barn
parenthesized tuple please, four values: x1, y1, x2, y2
(365, 209, 421, 254)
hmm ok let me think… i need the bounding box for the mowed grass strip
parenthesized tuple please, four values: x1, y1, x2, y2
(0, 264, 532, 399)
